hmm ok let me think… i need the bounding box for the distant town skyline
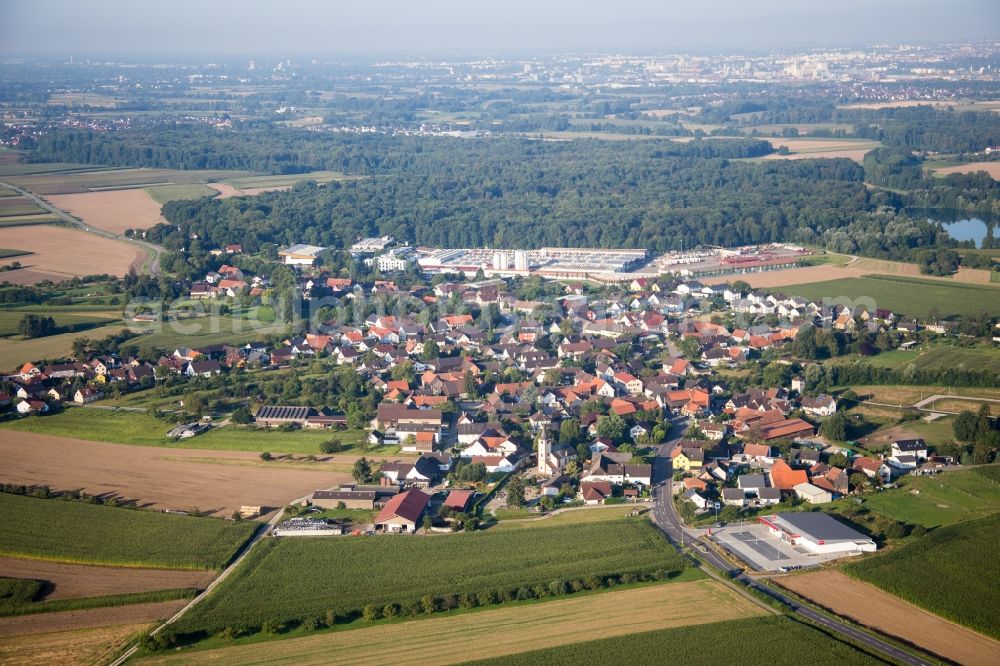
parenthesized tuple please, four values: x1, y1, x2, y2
(2, 0, 999, 58)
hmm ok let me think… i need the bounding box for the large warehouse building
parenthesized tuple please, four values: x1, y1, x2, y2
(759, 512, 876, 555)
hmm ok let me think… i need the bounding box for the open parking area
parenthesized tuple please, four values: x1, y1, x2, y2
(707, 522, 854, 572)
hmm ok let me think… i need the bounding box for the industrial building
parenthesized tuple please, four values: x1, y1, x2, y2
(416, 246, 648, 279)
(278, 243, 325, 266)
(759, 512, 876, 555)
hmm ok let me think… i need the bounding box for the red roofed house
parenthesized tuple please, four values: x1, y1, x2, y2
(581, 480, 613, 504)
(768, 459, 809, 491)
(374, 489, 430, 533)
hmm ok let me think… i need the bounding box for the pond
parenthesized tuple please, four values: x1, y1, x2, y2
(906, 208, 997, 248)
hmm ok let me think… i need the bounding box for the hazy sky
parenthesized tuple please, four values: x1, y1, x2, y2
(3, 0, 998, 58)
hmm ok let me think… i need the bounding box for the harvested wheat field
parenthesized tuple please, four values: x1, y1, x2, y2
(137, 579, 766, 665)
(0, 601, 185, 638)
(776, 570, 1000, 666)
(701, 264, 865, 288)
(0, 557, 214, 601)
(934, 162, 1000, 180)
(0, 225, 143, 284)
(0, 623, 149, 666)
(760, 138, 879, 163)
(47, 189, 166, 234)
(0, 433, 352, 518)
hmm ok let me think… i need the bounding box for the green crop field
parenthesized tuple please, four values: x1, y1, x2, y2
(144, 183, 218, 204)
(0, 214, 59, 227)
(0, 587, 197, 618)
(174, 519, 687, 636)
(463, 616, 885, 666)
(861, 470, 1000, 527)
(769, 275, 1000, 319)
(845, 511, 1000, 640)
(0, 492, 256, 569)
(0, 309, 119, 337)
(0, 249, 30, 259)
(0, 409, 371, 455)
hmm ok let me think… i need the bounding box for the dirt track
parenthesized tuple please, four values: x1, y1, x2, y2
(776, 570, 1000, 666)
(0, 433, 353, 518)
(0, 600, 185, 638)
(48, 190, 167, 234)
(0, 557, 214, 601)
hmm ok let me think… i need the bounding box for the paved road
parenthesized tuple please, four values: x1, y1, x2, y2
(649, 420, 935, 666)
(0, 180, 163, 275)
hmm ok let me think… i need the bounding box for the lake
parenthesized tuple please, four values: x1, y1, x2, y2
(906, 208, 996, 248)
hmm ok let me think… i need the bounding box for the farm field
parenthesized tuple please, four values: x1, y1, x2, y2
(0, 214, 60, 227)
(779, 569, 1000, 665)
(759, 137, 880, 162)
(929, 397, 1000, 416)
(144, 183, 217, 203)
(48, 189, 167, 234)
(0, 309, 119, 338)
(0, 432, 355, 518)
(838, 344, 1000, 376)
(0, 323, 130, 368)
(463, 616, 884, 666)
(0, 601, 185, 639)
(861, 470, 1000, 527)
(767, 274, 1000, 319)
(700, 264, 867, 288)
(173, 519, 687, 637)
(0, 409, 371, 454)
(845, 511, 1000, 641)
(2, 167, 245, 196)
(0, 224, 144, 284)
(0, 557, 214, 602)
(0, 622, 150, 665)
(933, 162, 1000, 180)
(0, 197, 45, 217)
(139, 581, 764, 666)
(489, 505, 646, 529)
(0, 492, 255, 569)
(852, 384, 1000, 406)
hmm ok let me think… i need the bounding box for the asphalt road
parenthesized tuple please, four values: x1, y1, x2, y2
(0, 180, 163, 275)
(649, 419, 935, 666)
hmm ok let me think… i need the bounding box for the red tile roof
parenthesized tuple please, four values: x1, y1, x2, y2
(374, 489, 430, 524)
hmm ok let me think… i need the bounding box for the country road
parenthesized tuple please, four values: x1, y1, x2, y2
(649, 418, 936, 666)
(0, 180, 163, 275)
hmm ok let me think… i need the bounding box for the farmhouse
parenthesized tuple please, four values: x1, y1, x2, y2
(759, 512, 876, 555)
(890, 438, 928, 460)
(278, 243, 326, 266)
(255, 405, 313, 427)
(373, 488, 430, 533)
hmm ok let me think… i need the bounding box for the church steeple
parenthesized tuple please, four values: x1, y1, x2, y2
(537, 430, 551, 474)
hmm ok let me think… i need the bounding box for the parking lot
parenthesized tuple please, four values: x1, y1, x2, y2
(707, 522, 850, 572)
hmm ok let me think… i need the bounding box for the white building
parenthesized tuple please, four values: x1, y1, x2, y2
(760, 512, 876, 555)
(793, 482, 833, 505)
(278, 244, 325, 266)
(514, 250, 529, 271)
(492, 251, 510, 271)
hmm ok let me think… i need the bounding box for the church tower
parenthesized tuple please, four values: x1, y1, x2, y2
(537, 430, 551, 475)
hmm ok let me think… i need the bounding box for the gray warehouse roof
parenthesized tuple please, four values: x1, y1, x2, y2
(769, 512, 869, 543)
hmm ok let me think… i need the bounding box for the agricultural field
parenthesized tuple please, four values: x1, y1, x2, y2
(0, 214, 60, 227)
(489, 505, 646, 530)
(0, 309, 119, 338)
(837, 344, 1000, 376)
(0, 197, 45, 218)
(0, 600, 187, 639)
(845, 511, 1000, 641)
(0, 249, 30, 259)
(933, 162, 1000, 180)
(860, 470, 1000, 528)
(48, 189, 168, 234)
(758, 137, 880, 162)
(0, 409, 370, 454)
(0, 492, 256, 569)
(0, 224, 145, 284)
(1, 166, 245, 196)
(0, 622, 151, 665)
(778, 570, 1000, 666)
(463, 616, 885, 666)
(851, 384, 1000, 406)
(0, 322, 131, 368)
(144, 183, 217, 204)
(138, 581, 763, 665)
(0, 432, 357, 518)
(928, 397, 1000, 416)
(0, 557, 214, 602)
(222, 171, 362, 190)
(770, 275, 1000, 319)
(173, 519, 687, 637)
